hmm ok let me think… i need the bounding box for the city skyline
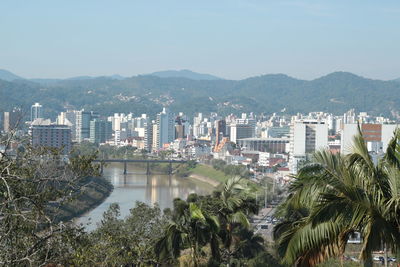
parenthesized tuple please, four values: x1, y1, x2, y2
(1, 1, 400, 80)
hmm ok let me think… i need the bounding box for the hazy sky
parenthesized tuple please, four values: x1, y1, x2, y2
(1, 0, 399, 80)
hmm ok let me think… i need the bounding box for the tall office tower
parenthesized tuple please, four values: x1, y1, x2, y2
(132, 114, 149, 138)
(89, 119, 112, 144)
(152, 123, 159, 151)
(65, 110, 77, 141)
(143, 119, 153, 152)
(289, 120, 328, 173)
(175, 115, 187, 139)
(229, 115, 256, 143)
(326, 114, 335, 133)
(31, 124, 72, 154)
(110, 113, 126, 132)
(156, 107, 175, 149)
(343, 109, 356, 124)
(193, 113, 203, 137)
(341, 123, 399, 154)
(57, 110, 77, 140)
(3, 109, 21, 133)
(215, 119, 227, 147)
(31, 103, 43, 122)
(75, 110, 99, 143)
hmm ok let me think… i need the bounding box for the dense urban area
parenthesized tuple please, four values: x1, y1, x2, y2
(1, 101, 399, 266)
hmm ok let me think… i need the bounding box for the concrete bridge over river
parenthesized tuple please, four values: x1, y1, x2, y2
(92, 159, 188, 175)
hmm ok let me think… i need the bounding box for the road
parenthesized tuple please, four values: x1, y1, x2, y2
(252, 207, 276, 242)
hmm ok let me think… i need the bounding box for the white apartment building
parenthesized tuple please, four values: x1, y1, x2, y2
(31, 103, 43, 122)
(289, 120, 328, 173)
(258, 152, 271, 167)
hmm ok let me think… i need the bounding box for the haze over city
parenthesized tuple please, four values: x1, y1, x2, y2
(1, 0, 400, 80)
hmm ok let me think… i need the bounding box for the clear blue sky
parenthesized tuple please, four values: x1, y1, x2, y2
(1, 0, 399, 80)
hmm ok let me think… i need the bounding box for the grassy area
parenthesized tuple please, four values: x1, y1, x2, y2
(190, 164, 264, 194)
(191, 164, 231, 184)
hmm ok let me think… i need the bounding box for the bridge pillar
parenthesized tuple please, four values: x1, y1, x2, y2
(100, 162, 104, 175)
(146, 162, 150, 175)
(168, 161, 172, 175)
(123, 161, 127, 175)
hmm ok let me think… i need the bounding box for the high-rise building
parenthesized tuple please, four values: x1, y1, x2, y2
(156, 107, 175, 149)
(175, 115, 187, 139)
(215, 119, 227, 147)
(89, 119, 112, 144)
(31, 103, 43, 122)
(31, 124, 72, 154)
(152, 123, 159, 150)
(230, 116, 256, 143)
(143, 119, 153, 152)
(289, 120, 328, 173)
(75, 110, 99, 143)
(3, 109, 21, 133)
(193, 113, 203, 138)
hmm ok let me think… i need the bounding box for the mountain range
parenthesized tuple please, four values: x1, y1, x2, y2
(0, 69, 221, 83)
(0, 69, 399, 120)
(149, 70, 221, 80)
(0, 69, 23, 81)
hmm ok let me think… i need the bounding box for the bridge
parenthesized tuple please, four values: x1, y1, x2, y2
(93, 159, 188, 175)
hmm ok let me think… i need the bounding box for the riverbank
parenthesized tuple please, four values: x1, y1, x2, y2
(189, 164, 264, 196)
(48, 176, 113, 224)
(188, 164, 230, 187)
(189, 173, 220, 187)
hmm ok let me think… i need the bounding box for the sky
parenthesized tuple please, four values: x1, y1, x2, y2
(1, 0, 399, 80)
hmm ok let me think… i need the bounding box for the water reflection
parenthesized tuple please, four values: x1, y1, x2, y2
(77, 163, 213, 230)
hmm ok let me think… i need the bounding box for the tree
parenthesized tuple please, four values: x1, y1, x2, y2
(232, 228, 265, 260)
(216, 176, 258, 261)
(155, 198, 220, 267)
(274, 128, 400, 267)
(74, 202, 167, 266)
(0, 135, 99, 265)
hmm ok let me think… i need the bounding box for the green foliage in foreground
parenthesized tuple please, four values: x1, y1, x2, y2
(154, 176, 276, 266)
(71, 177, 281, 266)
(1, 139, 281, 267)
(274, 128, 400, 267)
(74, 202, 167, 266)
(0, 143, 100, 265)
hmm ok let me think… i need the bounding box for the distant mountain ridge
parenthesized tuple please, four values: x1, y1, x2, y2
(0, 70, 399, 120)
(148, 69, 222, 80)
(0, 69, 221, 82)
(0, 69, 23, 81)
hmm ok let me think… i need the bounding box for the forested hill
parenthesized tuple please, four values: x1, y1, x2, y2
(0, 71, 399, 119)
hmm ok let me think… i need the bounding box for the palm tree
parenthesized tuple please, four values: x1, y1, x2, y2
(155, 198, 220, 267)
(217, 176, 258, 260)
(274, 128, 400, 267)
(232, 228, 265, 260)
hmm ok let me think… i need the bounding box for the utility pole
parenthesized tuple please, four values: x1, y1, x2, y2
(272, 176, 276, 202)
(384, 242, 388, 267)
(264, 185, 268, 209)
(255, 192, 258, 206)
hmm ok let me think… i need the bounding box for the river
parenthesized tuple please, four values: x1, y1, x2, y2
(77, 163, 214, 230)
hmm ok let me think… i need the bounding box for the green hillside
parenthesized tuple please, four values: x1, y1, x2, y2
(0, 71, 399, 119)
